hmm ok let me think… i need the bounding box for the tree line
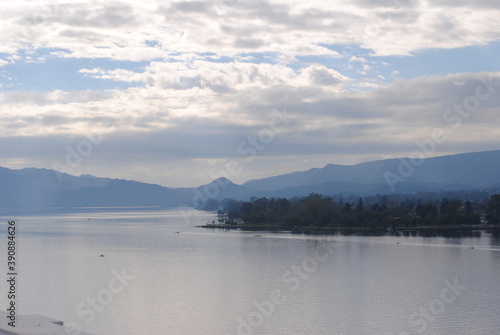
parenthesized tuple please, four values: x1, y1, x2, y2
(216, 193, 500, 230)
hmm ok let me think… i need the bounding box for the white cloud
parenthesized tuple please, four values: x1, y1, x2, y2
(78, 61, 350, 93)
(349, 56, 367, 63)
(1, 71, 498, 158)
(298, 65, 351, 87)
(1, 1, 500, 186)
(1, 0, 499, 62)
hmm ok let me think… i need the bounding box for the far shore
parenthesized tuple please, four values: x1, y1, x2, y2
(197, 223, 500, 234)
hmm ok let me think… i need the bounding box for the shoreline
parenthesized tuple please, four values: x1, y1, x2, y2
(197, 224, 500, 234)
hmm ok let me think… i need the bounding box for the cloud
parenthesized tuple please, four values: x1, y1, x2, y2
(54, 2, 138, 29)
(2, 0, 499, 62)
(1, 71, 499, 186)
(349, 56, 367, 63)
(233, 38, 266, 49)
(299, 65, 351, 86)
(349, 0, 417, 8)
(1, 90, 110, 105)
(170, 1, 214, 13)
(1, 71, 498, 155)
(1, 1, 500, 186)
(78, 61, 350, 93)
(432, 0, 500, 8)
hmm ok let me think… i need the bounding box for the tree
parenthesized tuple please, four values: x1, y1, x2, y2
(356, 198, 364, 212)
(488, 194, 500, 224)
(488, 194, 500, 214)
(464, 200, 473, 216)
(440, 198, 461, 226)
(380, 195, 389, 209)
(343, 202, 352, 212)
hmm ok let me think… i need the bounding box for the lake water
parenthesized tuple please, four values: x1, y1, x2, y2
(1, 208, 499, 335)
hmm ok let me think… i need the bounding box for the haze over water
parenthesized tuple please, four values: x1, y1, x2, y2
(1, 208, 499, 335)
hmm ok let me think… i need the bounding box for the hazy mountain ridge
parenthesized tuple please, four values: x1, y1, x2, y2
(1, 149, 499, 208)
(243, 150, 500, 190)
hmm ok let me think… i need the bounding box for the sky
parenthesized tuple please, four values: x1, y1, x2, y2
(1, 0, 500, 188)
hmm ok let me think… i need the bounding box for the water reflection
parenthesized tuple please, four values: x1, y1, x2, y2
(489, 230, 500, 246)
(339, 230, 387, 237)
(5, 208, 500, 335)
(402, 230, 418, 237)
(294, 229, 488, 239)
(417, 230, 482, 238)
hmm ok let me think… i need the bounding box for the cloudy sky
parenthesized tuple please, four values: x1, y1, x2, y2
(1, 0, 499, 187)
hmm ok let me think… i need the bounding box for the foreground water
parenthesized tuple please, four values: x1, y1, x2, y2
(0, 208, 499, 335)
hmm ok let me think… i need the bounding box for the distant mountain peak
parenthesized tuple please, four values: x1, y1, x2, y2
(79, 174, 98, 179)
(216, 177, 231, 183)
(199, 177, 235, 189)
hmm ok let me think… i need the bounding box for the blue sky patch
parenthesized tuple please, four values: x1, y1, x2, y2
(0, 48, 149, 92)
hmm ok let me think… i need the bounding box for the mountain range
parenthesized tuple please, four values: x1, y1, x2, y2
(1, 149, 500, 209)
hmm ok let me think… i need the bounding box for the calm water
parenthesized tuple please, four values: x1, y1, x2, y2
(1, 208, 499, 335)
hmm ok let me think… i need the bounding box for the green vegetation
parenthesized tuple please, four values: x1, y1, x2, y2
(202, 193, 500, 232)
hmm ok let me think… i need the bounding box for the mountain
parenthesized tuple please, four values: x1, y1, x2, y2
(243, 150, 500, 192)
(0, 167, 113, 208)
(0, 167, 256, 209)
(1, 149, 499, 209)
(50, 179, 179, 207)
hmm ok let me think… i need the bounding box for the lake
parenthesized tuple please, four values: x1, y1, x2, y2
(1, 208, 499, 335)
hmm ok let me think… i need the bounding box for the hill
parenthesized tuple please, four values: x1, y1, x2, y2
(1, 150, 499, 209)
